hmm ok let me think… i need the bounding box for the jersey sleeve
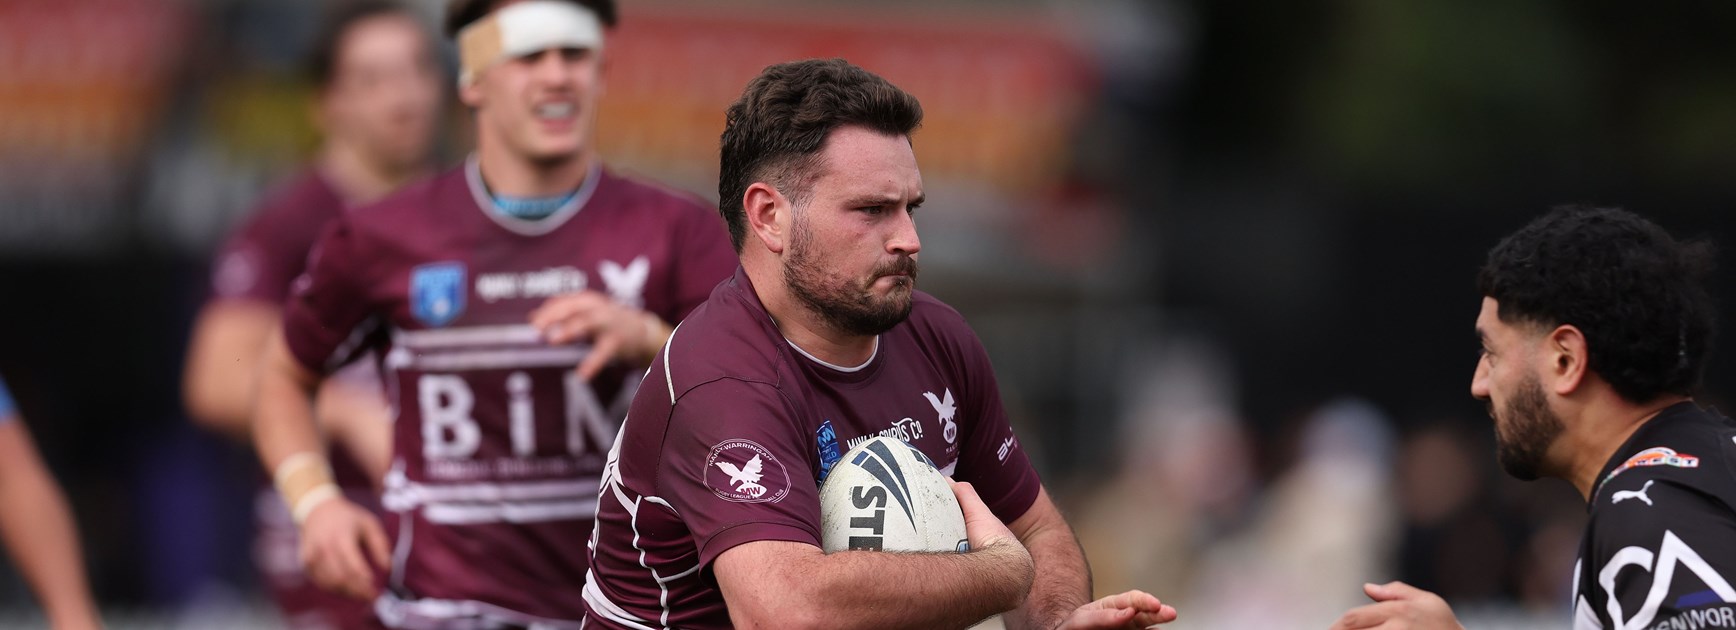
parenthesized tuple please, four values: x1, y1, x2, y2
(280, 219, 381, 373)
(656, 379, 821, 570)
(210, 193, 323, 305)
(0, 378, 15, 422)
(1583, 474, 1736, 629)
(662, 202, 737, 323)
(948, 324, 1041, 524)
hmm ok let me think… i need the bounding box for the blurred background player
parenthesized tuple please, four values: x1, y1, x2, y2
(251, 0, 737, 627)
(180, 2, 442, 627)
(0, 378, 102, 630)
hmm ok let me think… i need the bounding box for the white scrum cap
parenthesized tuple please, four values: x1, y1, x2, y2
(456, 0, 604, 86)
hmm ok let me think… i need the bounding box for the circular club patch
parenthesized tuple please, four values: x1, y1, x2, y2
(705, 439, 791, 504)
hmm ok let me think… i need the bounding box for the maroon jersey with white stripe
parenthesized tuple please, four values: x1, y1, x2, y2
(583, 267, 1041, 629)
(281, 158, 735, 628)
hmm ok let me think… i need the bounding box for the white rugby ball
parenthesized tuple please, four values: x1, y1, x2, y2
(820, 436, 968, 554)
(819, 437, 1006, 629)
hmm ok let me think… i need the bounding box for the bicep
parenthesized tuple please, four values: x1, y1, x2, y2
(183, 302, 281, 420)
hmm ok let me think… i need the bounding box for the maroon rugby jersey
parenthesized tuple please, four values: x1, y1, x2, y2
(281, 158, 736, 628)
(583, 267, 1041, 629)
(213, 170, 345, 305)
(210, 169, 384, 629)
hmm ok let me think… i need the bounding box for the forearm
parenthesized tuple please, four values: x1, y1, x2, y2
(253, 335, 327, 477)
(723, 540, 1033, 630)
(1007, 520, 1091, 630)
(0, 427, 99, 627)
(313, 378, 391, 485)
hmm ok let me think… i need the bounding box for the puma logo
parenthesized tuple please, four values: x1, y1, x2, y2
(1612, 479, 1655, 506)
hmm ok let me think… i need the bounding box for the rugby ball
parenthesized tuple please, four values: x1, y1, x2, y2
(819, 437, 1007, 629)
(819, 436, 968, 554)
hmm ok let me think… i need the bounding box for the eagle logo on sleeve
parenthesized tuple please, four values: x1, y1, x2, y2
(715, 454, 766, 498)
(704, 439, 790, 504)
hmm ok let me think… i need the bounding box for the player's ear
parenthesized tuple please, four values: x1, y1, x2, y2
(743, 182, 788, 254)
(459, 76, 485, 109)
(1546, 324, 1588, 395)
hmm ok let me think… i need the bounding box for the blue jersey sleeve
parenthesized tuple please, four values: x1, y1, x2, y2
(0, 378, 15, 421)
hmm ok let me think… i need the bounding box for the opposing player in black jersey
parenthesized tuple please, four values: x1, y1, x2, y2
(1333, 206, 1734, 630)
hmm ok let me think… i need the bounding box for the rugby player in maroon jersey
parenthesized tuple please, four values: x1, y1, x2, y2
(583, 58, 1177, 630)
(250, 1, 736, 627)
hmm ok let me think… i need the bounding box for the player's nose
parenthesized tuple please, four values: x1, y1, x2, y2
(887, 208, 920, 256)
(1469, 356, 1490, 400)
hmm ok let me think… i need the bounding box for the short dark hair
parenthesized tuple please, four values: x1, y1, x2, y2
(444, 0, 618, 38)
(718, 58, 924, 252)
(309, 0, 424, 89)
(1478, 206, 1718, 403)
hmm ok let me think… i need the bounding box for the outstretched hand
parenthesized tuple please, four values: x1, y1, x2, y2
(1329, 581, 1463, 630)
(1055, 590, 1178, 629)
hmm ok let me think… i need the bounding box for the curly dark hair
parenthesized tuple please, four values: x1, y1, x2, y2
(1478, 206, 1718, 403)
(718, 58, 924, 252)
(443, 0, 617, 38)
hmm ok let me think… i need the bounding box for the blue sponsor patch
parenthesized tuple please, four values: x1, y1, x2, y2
(1677, 589, 1724, 609)
(816, 420, 842, 483)
(410, 261, 467, 327)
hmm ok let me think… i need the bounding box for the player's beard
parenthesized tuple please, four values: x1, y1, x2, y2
(1492, 372, 1564, 481)
(783, 213, 917, 337)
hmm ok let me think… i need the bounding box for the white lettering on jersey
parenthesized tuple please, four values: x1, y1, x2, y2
(844, 417, 925, 450)
(599, 256, 649, 309)
(1599, 530, 1736, 630)
(418, 370, 617, 464)
(421, 374, 481, 459)
(508, 371, 536, 457)
(565, 371, 619, 455)
(475, 266, 588, 302)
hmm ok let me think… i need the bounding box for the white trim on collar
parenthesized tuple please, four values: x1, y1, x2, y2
(465, 155, 601, 236)
(787, 336, 879, 373)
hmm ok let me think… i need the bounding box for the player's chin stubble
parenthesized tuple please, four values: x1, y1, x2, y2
(1493, 373, 1564, 481)
(783, 219, 917, 337)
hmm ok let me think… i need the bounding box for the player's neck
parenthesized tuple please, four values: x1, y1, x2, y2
(743, 255, 878, 367)
(1561, 393, 1689, 501)
(475, 142, 593, 197)
(318, 141, 427, 205)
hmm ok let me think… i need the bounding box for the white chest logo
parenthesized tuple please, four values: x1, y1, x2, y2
(924, 389, 958, 444)
(716, 454, 766, 498)
(1598, 530, 1736, 629)
(599, 256, 649, 308)
(1612, 480, 1655, 506)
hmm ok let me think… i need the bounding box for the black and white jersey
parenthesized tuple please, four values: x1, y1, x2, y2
(1574, 402, 1736, 630)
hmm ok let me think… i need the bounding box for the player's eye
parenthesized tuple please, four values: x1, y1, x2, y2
(859, 205, 886, 215)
